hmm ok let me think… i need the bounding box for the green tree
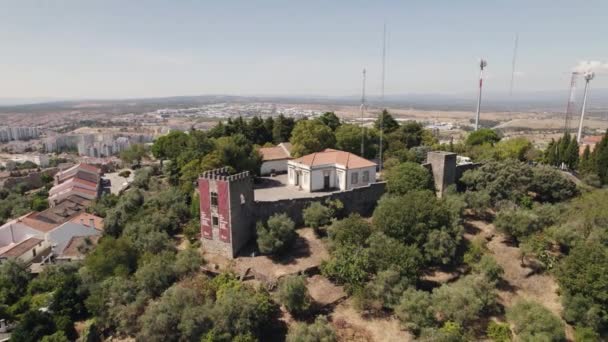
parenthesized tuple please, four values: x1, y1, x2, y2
(327, 214, 372, 249)
(506, 300, 566, 342)
(119, 144, 147, 166)
(273, 114, 296, 143)
(290, 120, 336, 157)
(321, 244, 373, 290)
(256, 213, 296, 255)
(277, 275, 311, 315)
(366, 232, 422, 279)
(356, 269, 410, 312)
(373, 191, 455, 257)
(83, 237, 138, 282)
(335, 124, 378, 159)
(486, 321, 512, 342)
(386, 162, 434, 195)
(151, 131, 190, 162)
(375, 109, 399, 133)
(318, 112, 341, 131)
(303, 201, 332, 233)
(0, 259, 32, 306)
(286, 316, 336, 342)
(495, 137, 533, 161)
(558, 241, 608, 330)
(395, 287, 435, 334)
(10, 310, 57, 342)
(466, 128, 501, 146)
(431, 275, 497, 326)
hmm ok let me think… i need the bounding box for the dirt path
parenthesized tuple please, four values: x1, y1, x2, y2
(466, 220, 574, 340)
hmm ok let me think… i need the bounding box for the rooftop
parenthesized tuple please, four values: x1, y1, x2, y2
(0, 237, 43, 257)
(259, 142, 292, 161)
(290, 148, 376, 169)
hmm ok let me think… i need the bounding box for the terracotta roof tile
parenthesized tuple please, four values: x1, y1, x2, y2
(1, 237, 43, 257)
(291, 149, 376, 169)
(259, 144, 292, 161)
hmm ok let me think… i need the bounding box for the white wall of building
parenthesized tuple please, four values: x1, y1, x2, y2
(345, 166, 376, 190)
(260, 159, 288, 176)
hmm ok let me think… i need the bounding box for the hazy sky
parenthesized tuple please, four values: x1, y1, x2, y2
(1, 0, 608, 99)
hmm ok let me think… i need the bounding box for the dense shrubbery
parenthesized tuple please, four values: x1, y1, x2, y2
(256, 213, 296, 255)
(276, 275, 311, 316)
(286, 316, 336, 342)
(385, 162, 434, 195)
(506, 301, 565, 341)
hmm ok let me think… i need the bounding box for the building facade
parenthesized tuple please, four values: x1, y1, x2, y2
(287, 149, 376, 192)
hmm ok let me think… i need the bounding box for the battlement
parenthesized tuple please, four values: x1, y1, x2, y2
(200, 167, 250, 182)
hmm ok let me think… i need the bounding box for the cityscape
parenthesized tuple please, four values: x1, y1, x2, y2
(1, 2, 608, 342)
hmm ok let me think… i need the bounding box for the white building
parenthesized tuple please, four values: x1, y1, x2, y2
(258, 142, 292, 175)
(287, 149, 377, 192)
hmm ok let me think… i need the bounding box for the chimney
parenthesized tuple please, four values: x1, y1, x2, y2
(89, 218, 95, 229)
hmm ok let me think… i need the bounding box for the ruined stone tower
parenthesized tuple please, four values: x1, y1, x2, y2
(198, 168, 254, 258)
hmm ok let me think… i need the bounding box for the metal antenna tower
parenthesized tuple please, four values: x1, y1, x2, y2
(360, 68, 367, 156)
(577, 71, 595, 143)
(474, 58, 488, 131)
(509, 33, 519, 96)
(378, 23, 387, 171)
(564, 72, 578, 134)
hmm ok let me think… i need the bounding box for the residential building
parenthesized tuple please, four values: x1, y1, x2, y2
(258, 142, 292, 175)
(49, 163, 102, 206)
(287, 149, 377, 192)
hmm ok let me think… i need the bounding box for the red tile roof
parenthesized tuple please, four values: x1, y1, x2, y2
(70, 213, 104, 230)
(19, 212, 60, 233)
(259, 143, 292, 161)
(291, 149, 376, 169)
(1, 237, 43, 257)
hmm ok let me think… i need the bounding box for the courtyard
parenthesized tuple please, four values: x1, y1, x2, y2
(253, 174, 340, 201)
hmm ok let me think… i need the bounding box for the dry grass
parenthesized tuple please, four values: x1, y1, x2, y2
(330, 299, 413, 342)
(465, 219, 575, 340)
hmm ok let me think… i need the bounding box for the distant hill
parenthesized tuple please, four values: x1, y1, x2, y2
(1, 89, 608, 115)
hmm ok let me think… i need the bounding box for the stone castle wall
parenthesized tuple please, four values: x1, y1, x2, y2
(252, 182, 386, 227)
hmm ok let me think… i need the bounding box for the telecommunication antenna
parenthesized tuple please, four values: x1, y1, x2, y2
(378, 23, 387, 171)
(474, 58, 488, 131)
(577, 71, 595, 143)
(563, 72, 578, 134)
(360, 68, 367, 156)
(509, 33, 519, 96)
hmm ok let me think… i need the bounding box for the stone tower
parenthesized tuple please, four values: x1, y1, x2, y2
(198, 168, 254, 258)
(426, 151, 457, 197)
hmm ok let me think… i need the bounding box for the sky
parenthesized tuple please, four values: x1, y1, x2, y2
(1, 0, 608, 100)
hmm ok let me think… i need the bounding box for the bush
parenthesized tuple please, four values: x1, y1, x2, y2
(355, 269, 409, 313)
(286, 316, 336, 342)
(395, 287, 435, 334)
(431, 275, 497, 327)
(386, 162, 434, 195)
(118, 170, 131, 178)
(303, 201, 332, 233)
(321, 244, 373, 290)
(486, 321, 511, 342)
(328, 214, 372, 249)
(506, 300, 565, 342)
(276, 275, 311, 316)
(466, 128, 501, 146)
(473, 255, 504, 284)
(574, 325, 600, 342)
(256, 213, 296, 255)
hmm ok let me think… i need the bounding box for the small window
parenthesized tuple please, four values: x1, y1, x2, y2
(212, 216, 219, 227)
(32, 248, 36, 257)
(240, 194, 246, 204)
(362, 171, 370, 182)
(351, 172, 358, 184)
(210, 192, 218, 207)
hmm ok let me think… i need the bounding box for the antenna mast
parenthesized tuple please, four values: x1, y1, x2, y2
(509, 33, 518, 96)
(360, 68, 367, 156)
(577, 71, 595, 143)
(378, 23, 387, 171)
(474, 58, 488, 131)
(564, 72, 578, 135)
